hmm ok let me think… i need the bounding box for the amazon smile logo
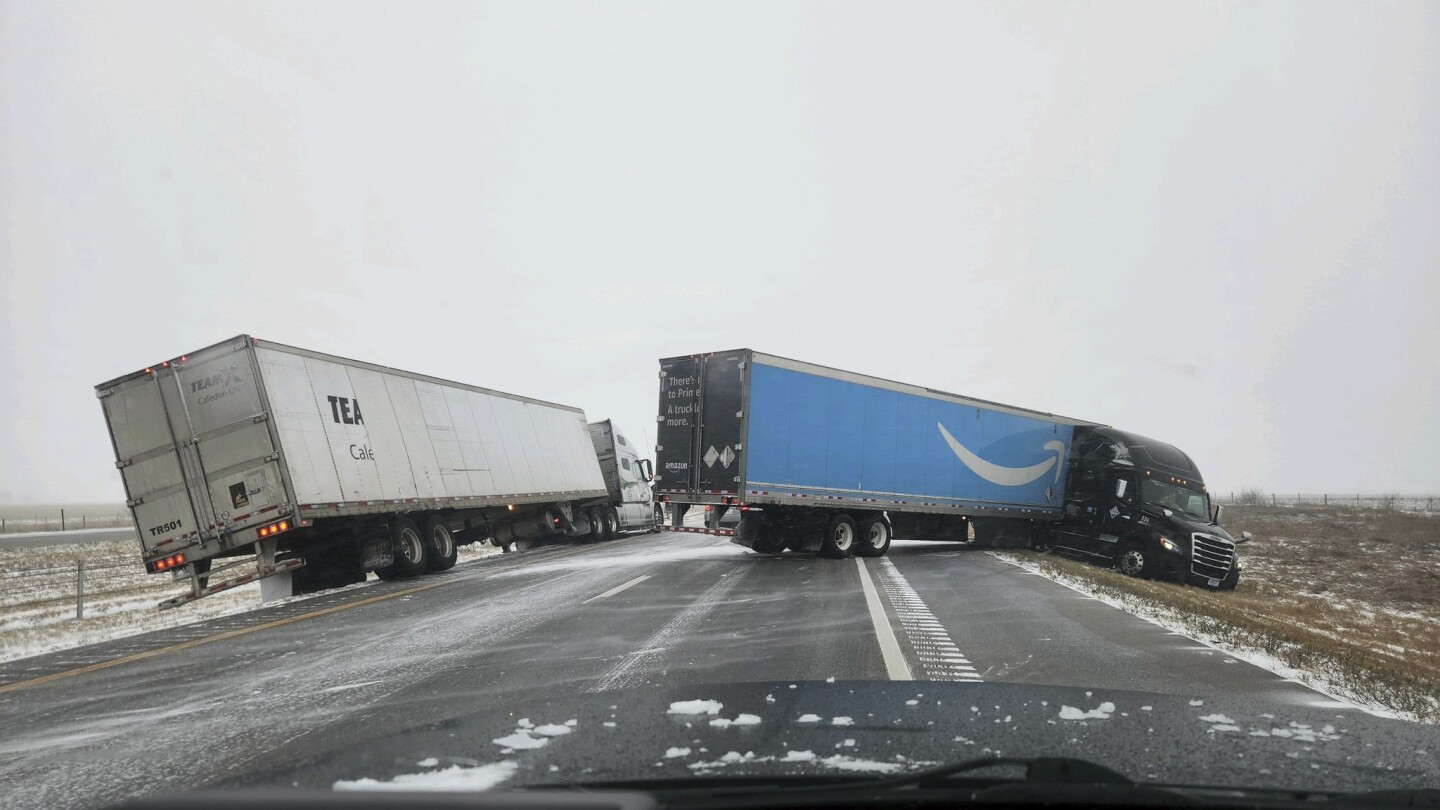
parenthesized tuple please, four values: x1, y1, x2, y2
(937, 423, 1066, 487)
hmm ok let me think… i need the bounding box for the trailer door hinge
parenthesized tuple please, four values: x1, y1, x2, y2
(263, 453, 280, 463)
(126, 496, 144, 508)
(96, 387, 115, 399)
(735, 411, 743, 418)
(656, 415, 664, 421)
(252, 412, 270, 424)
(115, 458, 133, 470)
(659, 370, 666, 378)
(737, 362, 746, 369)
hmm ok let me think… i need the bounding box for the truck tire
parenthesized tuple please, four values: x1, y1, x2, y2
(1116, 544, 1156, 579)
(820, 514, 858, 559)
(585, 508, 605, 542)
(423, 516, 458, 572)
(605, 508, 620, 539)
(1217, 566, 1240, 591)
(385, 516, 429, 578)
(854, 516, 891, 558)
(653, 504, 665, 532)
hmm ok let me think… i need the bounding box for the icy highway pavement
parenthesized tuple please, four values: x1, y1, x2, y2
(0, 532, 1359, 809)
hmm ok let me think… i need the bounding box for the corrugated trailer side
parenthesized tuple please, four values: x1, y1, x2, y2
(252, 340, 606, 517)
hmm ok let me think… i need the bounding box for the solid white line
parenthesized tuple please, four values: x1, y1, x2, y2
(856, 558, 913, 681)
(583, 574, 652, 603)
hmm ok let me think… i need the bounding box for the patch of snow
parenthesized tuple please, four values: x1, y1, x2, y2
(905, 700, 918, 706)
(602, 722, 617, 728)
(818, 755, 902, 773)
(832, 716, 853, 726)
(668, 700, 723, 716)
(782, 750, 816, 762)
(1198, 714, 1236, 724)
(1058, 702, 1116, 721)
(533, 724, 571, 737)
(416, 758, 439, 768)
(1188, 700, 1205, 707)
(797, 713, 822, 723)
(491, 732, 547, 750)
(335, 762, 517, 792)
(664, 747, 691, 759)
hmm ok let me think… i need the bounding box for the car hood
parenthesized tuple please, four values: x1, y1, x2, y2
(220, 681, 1440, 795)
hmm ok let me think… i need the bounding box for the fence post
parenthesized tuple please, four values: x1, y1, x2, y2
(1271, 493, 1276, 507)
(76, 561, 86, 619)
(1324, 493, 1327, 505)
(83, 515, 87, 529)
(61, 508, 66, 531)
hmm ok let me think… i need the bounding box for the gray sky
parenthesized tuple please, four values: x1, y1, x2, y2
(2, 1, 1437, 504)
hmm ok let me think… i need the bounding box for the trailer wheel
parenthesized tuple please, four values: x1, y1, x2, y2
(423, 516, 458, 572)
(854, 516, 891, 558)
(820, 514, 857, 559)
(384, 516, 429, 578)
(653, 504, 665, 532)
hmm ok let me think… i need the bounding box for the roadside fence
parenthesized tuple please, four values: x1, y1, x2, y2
(1216, 493, 1439, 511)
(0, 511, 132, 534)
(1, 555, 154, 619)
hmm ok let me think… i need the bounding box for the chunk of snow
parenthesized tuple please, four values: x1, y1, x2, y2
(516, 718, 534, 729)
(664, 747, 691, 759)
(669, 700, 723, 715)
(415, 758, 439, 768)
(565, 719, 578, 727)
(732, 713, 762, 726)
(335, 762, 518, 792)
(1188, 700, 1205, 707)
(534, 724, 572, 737)
(782, 750, 816, 762)
(825, 677, 836, 683)
(1199, 714, 1236, 724)
(492, 732, 547, 750)
(797, 713, 822, 723)
(603, 722, 617, 728)
(905, 700, 918, 706)
(1058, 702, 1116, 721)
(1140, 706, 1153, 712)
(1209, 724, 1242, 733)
(818, 755, 902, 773)
(832, 716, 854, 726)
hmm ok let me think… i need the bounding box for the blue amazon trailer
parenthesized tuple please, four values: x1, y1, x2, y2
(656, 350, 1100, 558)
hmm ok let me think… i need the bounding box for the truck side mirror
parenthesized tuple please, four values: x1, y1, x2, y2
(1213, 504, 1224, 524)
(638, 459, 654, 482)
(1238, 531, 1253, 544)
(1114, 479, 1128, 499)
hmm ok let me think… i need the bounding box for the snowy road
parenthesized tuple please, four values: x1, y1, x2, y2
(0, 531, 1353, 808)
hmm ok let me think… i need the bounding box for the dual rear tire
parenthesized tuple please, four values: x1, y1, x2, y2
(377, 515, 457, 580)
(820, 513, 892, 559)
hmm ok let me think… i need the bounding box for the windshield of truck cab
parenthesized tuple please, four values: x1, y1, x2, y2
(1141, 479, 1211, 522)
(2, 2, 1438, 808)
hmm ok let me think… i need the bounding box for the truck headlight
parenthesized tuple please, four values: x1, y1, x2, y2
(1158, 536, 1179, 553)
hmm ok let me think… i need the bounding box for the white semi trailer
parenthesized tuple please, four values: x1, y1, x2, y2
(95, 335, 658, 609)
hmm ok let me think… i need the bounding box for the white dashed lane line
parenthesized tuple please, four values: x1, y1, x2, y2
(877, 558, 984, 682)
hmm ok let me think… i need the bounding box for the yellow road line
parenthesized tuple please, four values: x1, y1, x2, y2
(0, 540, 625, 695)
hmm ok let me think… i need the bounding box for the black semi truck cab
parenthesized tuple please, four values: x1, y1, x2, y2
(1047, 427, 1249, 589)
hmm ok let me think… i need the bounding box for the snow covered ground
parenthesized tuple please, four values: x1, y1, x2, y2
(0, 537, 501, 663)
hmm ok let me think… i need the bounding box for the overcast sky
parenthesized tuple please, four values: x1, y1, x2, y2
(2, 1, 1437, 504)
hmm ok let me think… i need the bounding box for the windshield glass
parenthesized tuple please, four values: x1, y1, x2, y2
(1140, 479, 1212, 522)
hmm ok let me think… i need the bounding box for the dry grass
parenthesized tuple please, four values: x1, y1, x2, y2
(1000, 505, 1440, 722)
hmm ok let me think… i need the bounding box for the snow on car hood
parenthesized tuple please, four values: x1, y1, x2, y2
(223, 681, 1440, 795)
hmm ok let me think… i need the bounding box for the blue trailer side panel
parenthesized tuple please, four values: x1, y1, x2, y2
(745, 362, 1074, 511)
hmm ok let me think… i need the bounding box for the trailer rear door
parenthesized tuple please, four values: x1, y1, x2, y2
(656, 351, 747, 497)
(99, 337, 289, 563)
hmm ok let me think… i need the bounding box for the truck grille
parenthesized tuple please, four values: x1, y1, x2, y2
(1191, 532, 1235, 580)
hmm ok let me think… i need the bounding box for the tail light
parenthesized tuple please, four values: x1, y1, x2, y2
(257, 519, 292, 538)
(150, 552, 187, 573)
